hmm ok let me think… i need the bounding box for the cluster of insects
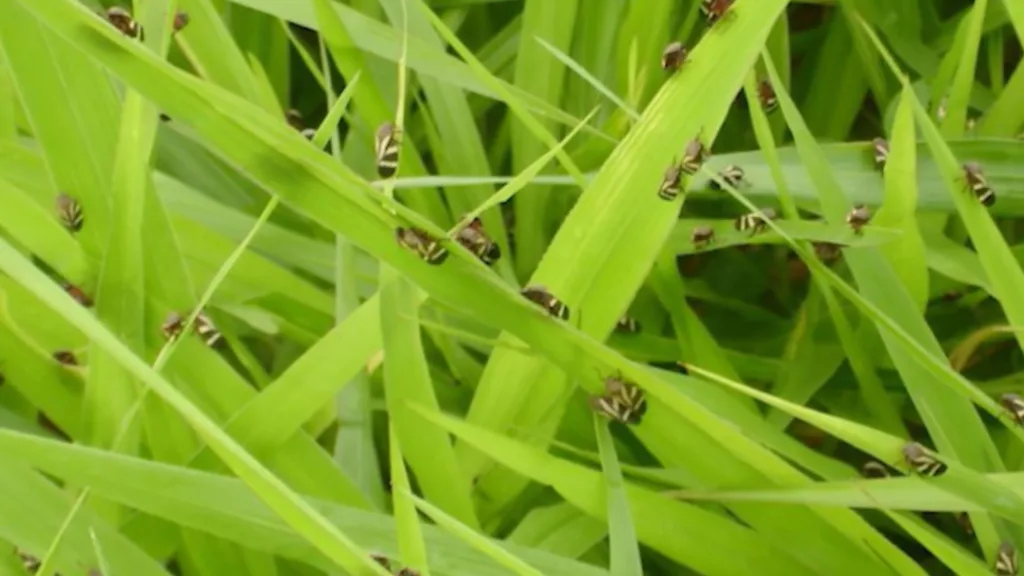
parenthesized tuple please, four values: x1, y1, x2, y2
(162, 311, 223, 348)
(589, 372, 647, 425)
(658, 132, 709, 201)
(104, 6, 190, 40)
(520, 285, 569, 320)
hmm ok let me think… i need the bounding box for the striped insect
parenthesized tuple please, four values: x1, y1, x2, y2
(106, 6, 144, 40)
(871, 137, 889, 171)
(996, 541, 1019, 576)
(615, 316, 640, 334)
(757, 80, 778, 112)
(285, 109, 305, 131)
(658, 164, 684, 201)
(195, 312, 223, 348)
(691, 225, 715, 250)
(679, 131, 710, 175)
(63, 282, 93, 308)
(661, 42, 688, 72)
(962, 161, 996, 207)
(708, 165, 745, 191)
(397, 569, 421, 576)
(590, 373, 647, 425)
(902, 441, 947, 477)
(56, 193, 84, 232)
(701, 0, 737, 26)
(1000, 393, 1024, 426)
(17, 550, 41, 573)
(375, 122, 402, 178)
(845, 204, 871, 235)
(734, 207, 778, 236)
(172, 10, 190, 33)
(860, 461, 890, 479)
(396, 227, 448, 265)
(53, 350, 78, 366)
(456, 217, 501, 265)
(521, 286, 569, 320)
(162, 311, 222, 348)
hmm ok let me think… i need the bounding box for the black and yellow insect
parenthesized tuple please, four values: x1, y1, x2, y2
(708, 165, 745, 191)
(661, 42, 688, 72)
(396, 227, 448, 265)
(375, 122, 402, 178)
(680, 132, 710, 175)
(658, 164, 684, 201)
(845, 204, 871, 235)
(53, 350, 78, 366)
(55, 193, 83, 232)
(701, 0, 737, 26)
(962, 161, 996, 207)
(590, 374, 647, 425)
(63, 282, 93, 308)
(106, 6, 144, 40)
(996, 541, 1019, 576)
(521, 286, 569, 320)
(1000, 393, 1024, 426)
(902, 442, 947, 477)
(860, 461, 890, 478)
(173, 10, 190, 33)
(615, 316, 640, 334)
(691, 225, 714, 250)
(757, 80, 778, 112)
(734, 207, 778, 236)
(456, 217, 501, 265)
(871, 137, 889, 171)
(17, 550, 41, 573)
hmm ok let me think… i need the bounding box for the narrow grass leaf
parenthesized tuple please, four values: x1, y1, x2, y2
(411, 405, 819, 576)
(594, 419, 643, 576)
(0, 430, 610, 576)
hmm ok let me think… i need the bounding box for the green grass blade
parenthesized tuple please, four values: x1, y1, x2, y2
(594, 419, 644, 576)
(406, 491, 544, 576)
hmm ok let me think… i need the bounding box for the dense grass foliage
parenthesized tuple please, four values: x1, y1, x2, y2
(0, 0, 1022, 574)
